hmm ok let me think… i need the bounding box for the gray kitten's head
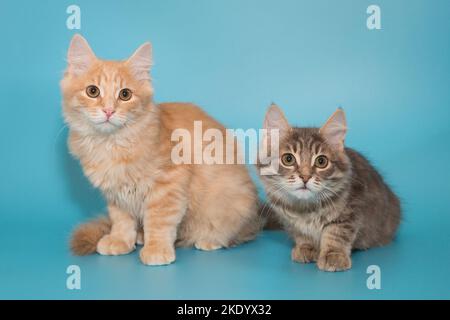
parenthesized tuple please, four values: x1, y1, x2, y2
(259, 105, 351, 204)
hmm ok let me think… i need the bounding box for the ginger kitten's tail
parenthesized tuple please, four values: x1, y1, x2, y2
(70, 216, 111, 255)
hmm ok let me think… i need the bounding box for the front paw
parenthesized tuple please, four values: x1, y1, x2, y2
(97, 234, 135, 256)
(140, 243, 176, 266)
(291, 244, 319, 263)
(317, 251, 352, 272)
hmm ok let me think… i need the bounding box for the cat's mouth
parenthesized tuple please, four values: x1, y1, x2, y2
(95, 116, 122, 127)
(291, 186, 315, 200)
(93, 119, 122, 133)
(97, 120, 116, 127)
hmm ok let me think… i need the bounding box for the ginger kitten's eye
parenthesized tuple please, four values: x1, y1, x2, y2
(281, 153, 296, 166)
(119, 88, 132, 101)
(86, 85, 100, 98)
(314, 155, 329, 168)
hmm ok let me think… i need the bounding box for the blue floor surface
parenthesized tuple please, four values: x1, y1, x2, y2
(1, 216, 449, 299)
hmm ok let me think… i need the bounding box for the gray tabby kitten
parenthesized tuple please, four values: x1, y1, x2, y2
(258, 105, 400, 272)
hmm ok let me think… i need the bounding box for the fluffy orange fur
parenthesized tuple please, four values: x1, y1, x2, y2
(62, 35, 260, 265)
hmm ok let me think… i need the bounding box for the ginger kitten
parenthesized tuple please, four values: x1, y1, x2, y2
(61, 34, 260, 265)
(258, 105, 401, 272)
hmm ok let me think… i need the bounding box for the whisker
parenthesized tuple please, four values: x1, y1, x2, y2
(53, 124, 68, 151)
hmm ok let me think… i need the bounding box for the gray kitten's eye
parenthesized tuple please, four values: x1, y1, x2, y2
(119, 88, 132, 101)
(86, 85, 100, 98)
(281, 153, 296, 166)
(314, 155, 328, 168)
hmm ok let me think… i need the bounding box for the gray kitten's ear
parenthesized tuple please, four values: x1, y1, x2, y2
(319, 108, 347, 151)
(126, 42, 153, 81)
(67, 34, 96, 75)
(263, 104, 291, 136)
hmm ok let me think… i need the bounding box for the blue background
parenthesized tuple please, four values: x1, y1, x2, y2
(0, 0, 449, 299)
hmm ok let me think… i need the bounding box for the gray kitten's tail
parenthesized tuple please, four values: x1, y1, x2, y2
(70, 216, 111, 255)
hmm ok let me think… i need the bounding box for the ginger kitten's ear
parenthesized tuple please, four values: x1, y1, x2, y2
(126, 42, 153, 81)
(263, 104, 291, 136)
(67, 34, 96, 76)
(319, 108, 347, 151)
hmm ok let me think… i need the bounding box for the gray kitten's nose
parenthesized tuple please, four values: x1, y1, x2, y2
(299, 175, 311, 184)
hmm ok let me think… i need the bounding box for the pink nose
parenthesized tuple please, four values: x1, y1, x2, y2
(103, 108, 115, 118)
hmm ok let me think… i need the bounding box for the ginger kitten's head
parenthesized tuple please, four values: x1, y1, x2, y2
(61, 34, 153, 134)
(260, 105, 351, 203)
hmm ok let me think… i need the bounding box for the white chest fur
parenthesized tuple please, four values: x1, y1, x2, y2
(69, 133, 157, 218)
(277, 207, 328, 244)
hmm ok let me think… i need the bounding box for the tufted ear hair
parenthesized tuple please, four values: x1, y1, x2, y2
(319, 108, 347, 151)
(263, 103, 291, 137)
(66, 34, 97, 76)
(126, 42, 153, 81)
